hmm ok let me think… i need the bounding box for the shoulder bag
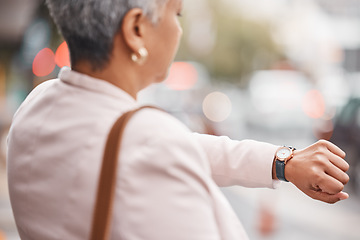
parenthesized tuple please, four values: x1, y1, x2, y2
(90, 106, 159, 240)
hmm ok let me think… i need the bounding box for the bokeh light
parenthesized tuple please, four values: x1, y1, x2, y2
(302, 89, 325, 119)
(202, 91, 232, 122)
(55, 41, 71, 68)
(313, 119, 334, 141)
(32, 48, 55, 77)
(164, 62, 198, 91)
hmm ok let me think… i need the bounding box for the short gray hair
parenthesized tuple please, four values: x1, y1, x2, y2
(46, 0, 168, 70)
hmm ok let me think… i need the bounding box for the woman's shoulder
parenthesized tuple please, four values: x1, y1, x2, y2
(122, 106, 201, 154)
(12, 79, 58, 119)
(120, 107, 209, 173)
(128, 107, 191, 137)
(27, 79, 58, 99)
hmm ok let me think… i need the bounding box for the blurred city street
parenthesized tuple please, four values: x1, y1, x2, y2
(1, 0, 360, 239)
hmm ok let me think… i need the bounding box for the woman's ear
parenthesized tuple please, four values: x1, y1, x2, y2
(120, 8, 148, 53)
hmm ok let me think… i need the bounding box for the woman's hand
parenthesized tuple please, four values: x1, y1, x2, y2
(285, 140, 350, 204)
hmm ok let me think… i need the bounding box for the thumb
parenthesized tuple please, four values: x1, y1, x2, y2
(336, 191, 349, 200)
(310, 191, 348, 204)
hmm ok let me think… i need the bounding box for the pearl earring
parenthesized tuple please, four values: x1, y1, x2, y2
(131, 47, 148, 65)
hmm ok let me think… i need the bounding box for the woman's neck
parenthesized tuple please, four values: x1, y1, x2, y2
(73, 60, 140, 99)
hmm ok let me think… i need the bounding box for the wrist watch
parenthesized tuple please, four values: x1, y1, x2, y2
(275, 146, 296, 182)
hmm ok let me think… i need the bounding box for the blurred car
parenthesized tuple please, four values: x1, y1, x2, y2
(331, 97, 360, 194)
(245, 70, 313, 134)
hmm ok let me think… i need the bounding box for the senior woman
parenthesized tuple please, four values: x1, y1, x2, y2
(7, 0, 350, 239)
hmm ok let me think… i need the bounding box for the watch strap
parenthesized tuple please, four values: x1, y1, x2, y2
(276, 160, 289, 182)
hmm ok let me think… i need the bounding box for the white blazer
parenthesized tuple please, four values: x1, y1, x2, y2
(7, 67, 279, 240)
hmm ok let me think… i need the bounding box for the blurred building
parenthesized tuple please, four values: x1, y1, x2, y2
(315, 0, 360, 18)
(0, 0, 41, 44)
(315, 0, 360, 73)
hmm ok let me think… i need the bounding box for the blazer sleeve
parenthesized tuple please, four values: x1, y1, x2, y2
(114, 110, 222, 240)
(192, 133, 280, 188)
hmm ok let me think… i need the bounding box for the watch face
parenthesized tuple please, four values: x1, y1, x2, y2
(276, 147, 291, 161)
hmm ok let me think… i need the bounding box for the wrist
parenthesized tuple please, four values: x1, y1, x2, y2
(274, 146, 296, 182)
(284, 151, 297, 183)
(272, 159, 277, 180)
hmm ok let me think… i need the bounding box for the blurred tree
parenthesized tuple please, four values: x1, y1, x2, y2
(176, 0, 284, 87)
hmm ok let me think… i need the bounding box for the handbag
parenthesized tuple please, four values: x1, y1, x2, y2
(89, 106, 159, 240)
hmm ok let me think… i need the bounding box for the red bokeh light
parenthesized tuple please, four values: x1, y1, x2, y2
(164, 62, 198, 91)
(55, 41, 71, 68)
(302, 89, 325, 119)
(32, 48, 56, 77)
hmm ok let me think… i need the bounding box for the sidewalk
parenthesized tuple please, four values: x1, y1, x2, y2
(222, 184, 360, 240)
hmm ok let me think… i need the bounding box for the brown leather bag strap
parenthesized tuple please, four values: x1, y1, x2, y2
(90, 105, 160, 240)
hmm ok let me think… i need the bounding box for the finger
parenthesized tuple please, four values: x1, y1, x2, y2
(318, 173, 344, 195)
(336, 191, 349, 200)
(328, 154, 350, 172)
(325, 162, 350, 185)
(310, 190, 342, 204)
(323, 140, 346, 158)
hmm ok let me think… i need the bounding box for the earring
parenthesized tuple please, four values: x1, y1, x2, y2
(131, 47, 148, 65)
